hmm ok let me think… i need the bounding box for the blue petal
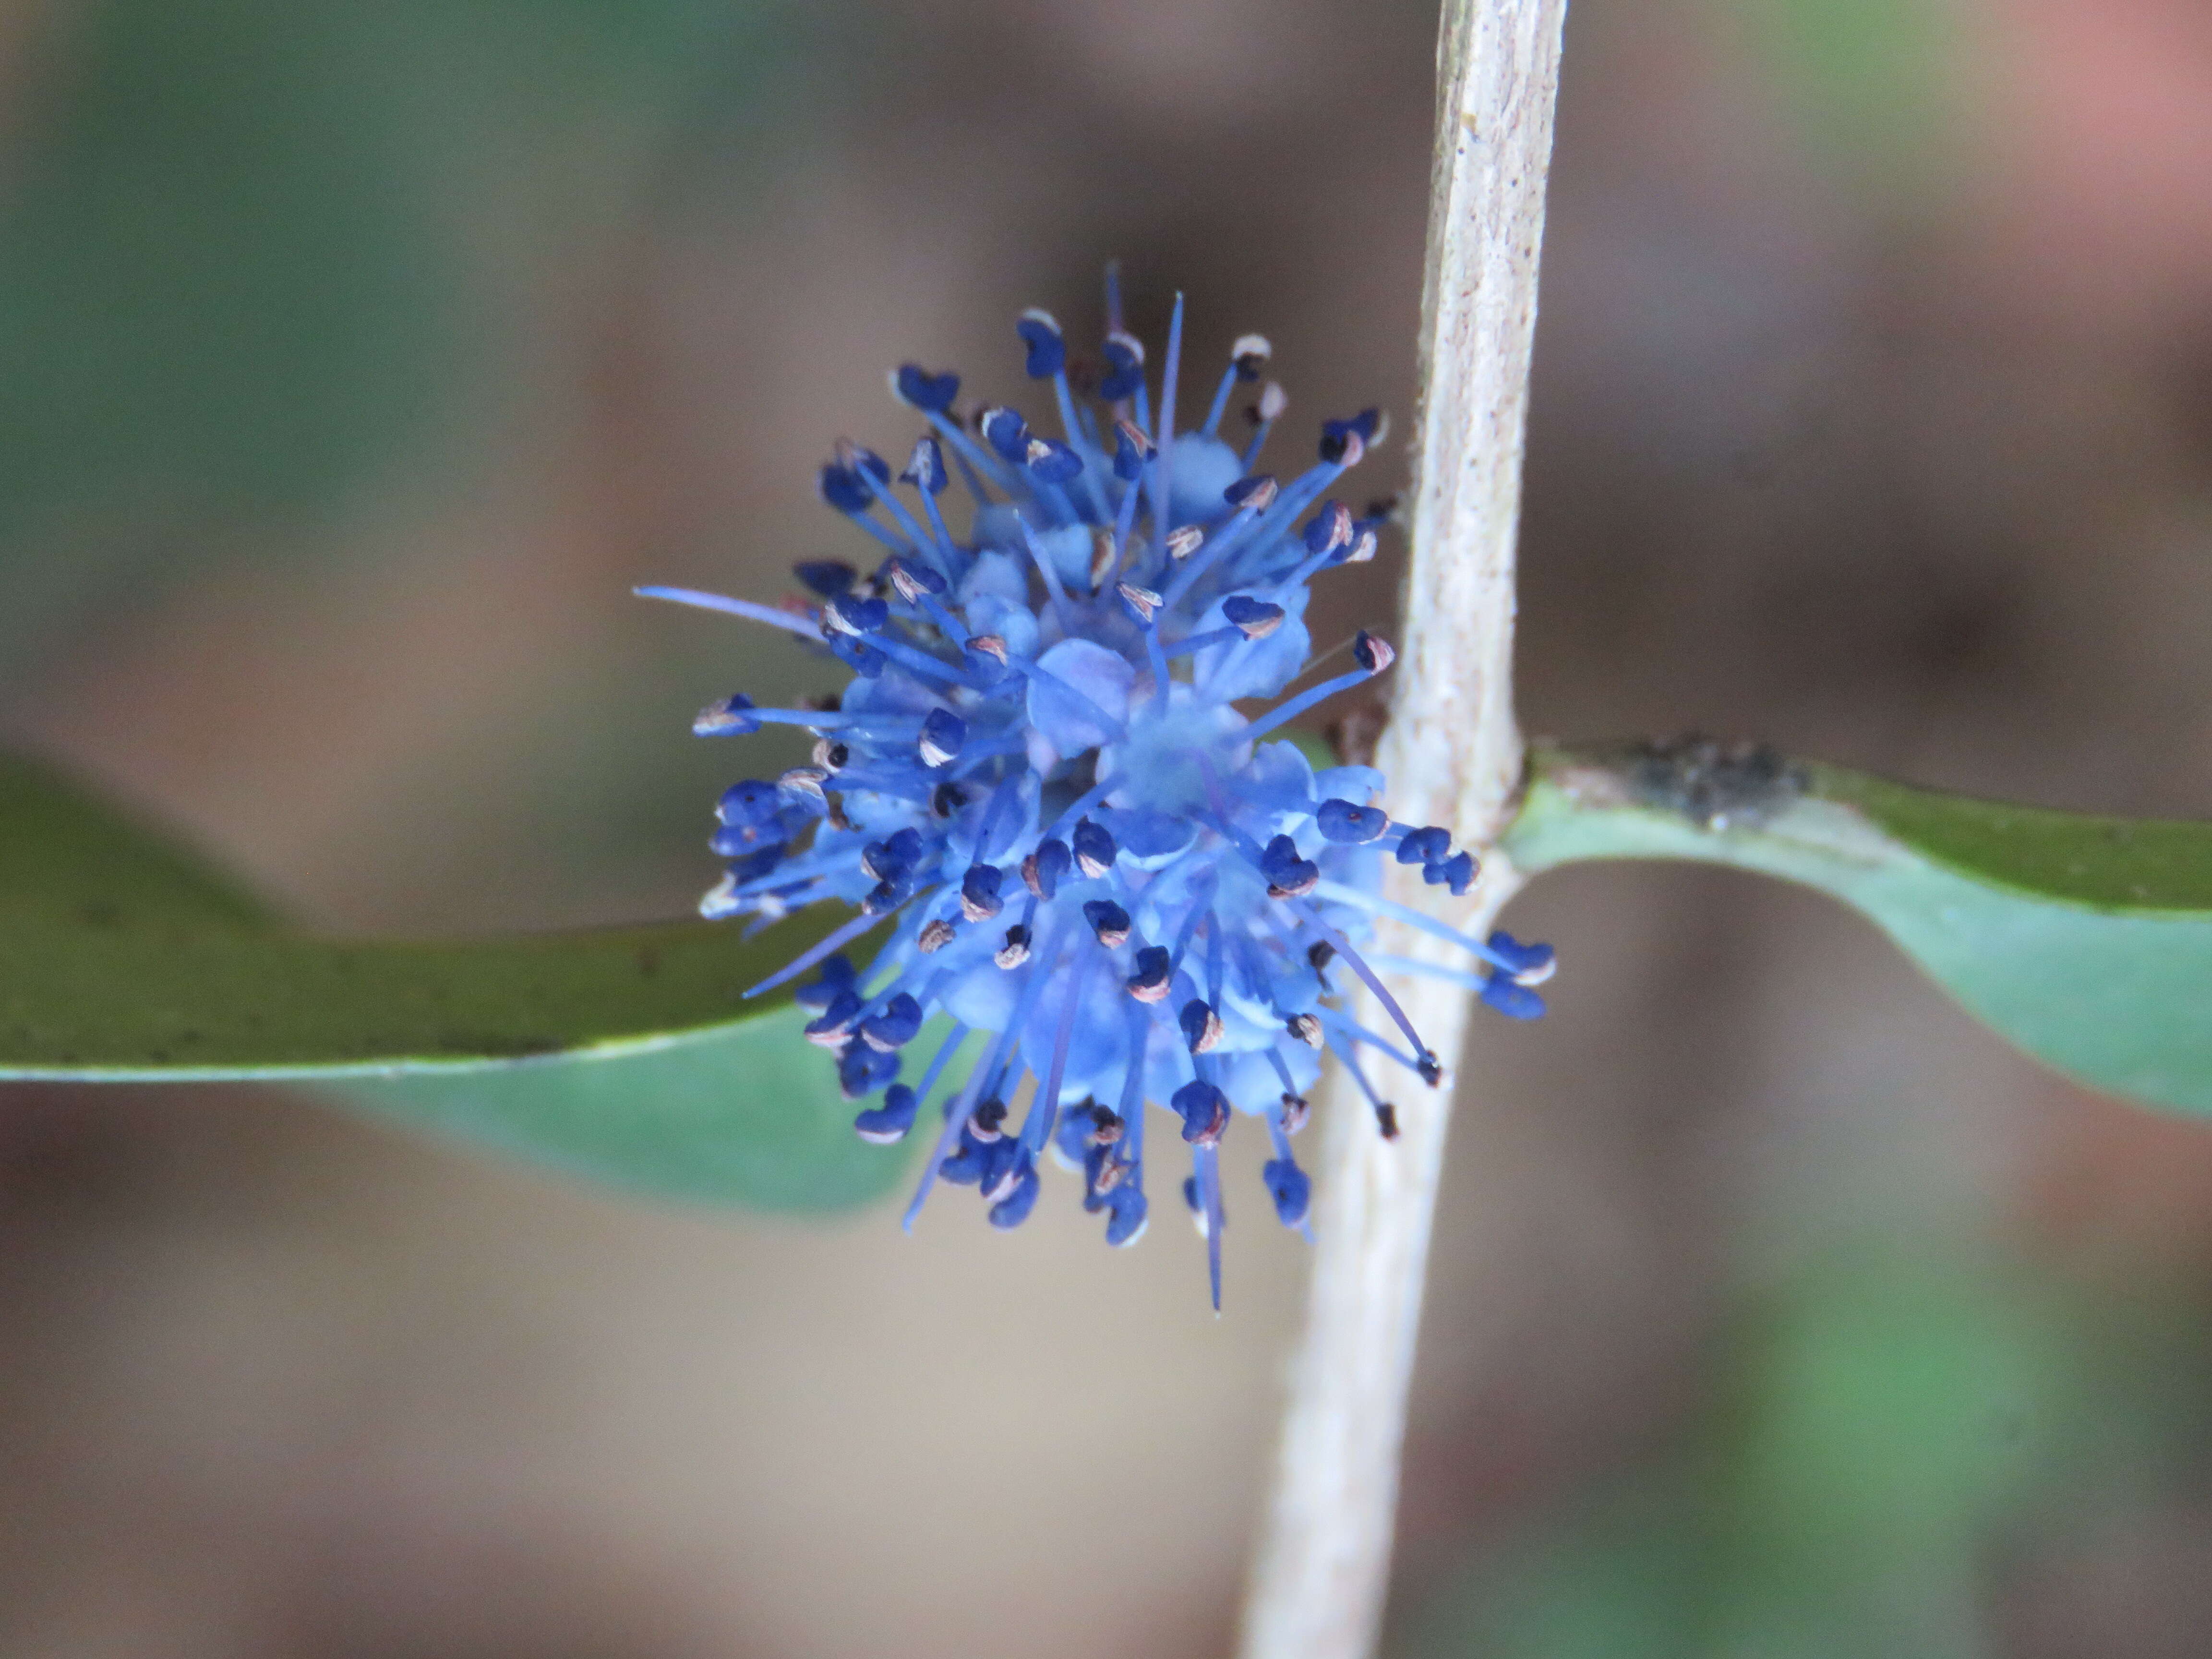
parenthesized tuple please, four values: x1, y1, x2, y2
(1090, 806, 1194, 869)
(1165, 432, 1244, 527)
(1027, 639, 1135, 756)
(1192, 584, 1311, 701)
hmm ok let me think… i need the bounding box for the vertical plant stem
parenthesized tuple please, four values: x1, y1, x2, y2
(1238, 3, 1568, 1657)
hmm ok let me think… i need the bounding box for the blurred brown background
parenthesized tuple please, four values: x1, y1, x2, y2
(5, 0, 2212, 1654)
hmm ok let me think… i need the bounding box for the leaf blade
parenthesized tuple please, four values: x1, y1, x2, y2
(1506, 744, 2212, 1114)
(0, 751, 900, 1209)
(324, 1009, 915, 1213)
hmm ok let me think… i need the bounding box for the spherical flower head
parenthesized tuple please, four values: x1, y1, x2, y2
(644, 268, 1552, 1307)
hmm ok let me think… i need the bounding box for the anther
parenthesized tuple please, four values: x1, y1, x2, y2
(1025, 436, 1082, 482)
(1223, 596, 1286, 640)
(1231, 333, 1272, 379)
(1017, 308, 1065, 379)
(825, 592, 890, 637)
(1308, 941, 1336, 972)
(1373, 1102, 1400, 1140)
(995, 925, 1032, 969)
(1427, 850, 1477, 895)
(794, 561, 857, 600)
(1224, 475, 1278, 512)
(1083, 899, 1131, 949)
(898, 436, 947, 495)
(918, 708, 966, 769)
(862, 878, 910, 916)
(1261, 833, 1321, 899)
(1022, 839, 1070, 901)
(810, 737, 849, 772)
(1166, 525, 1204, 560)
(1279, 1093, 1311, 1136)
(885, 559, 938, 604)
(1396, 826, 1452, 866)
(1417, 1049, 1444, 1087)
(854, 1083, 919, 1145)
(693, 694, 758, 737)
(979, 407, 1028, 460)
(1101, 333, 1146, 399)
(960, 865, 1004, 922)
(918, 918, 957, 953)
(1126, 946, 1172, 1002)
(931, 782, 966, 818)
(1072, 818, 1117, 879)
(891, 365, 960, 412)
(969, 1098, 1009, 1142)
(859, 993, 924, 1053)
(983, 1158, 1028, 1207)
(1118, 582, 1162, 623)
(1088, 1108, 1124, 1146)
(1286, 1013, 1323, 1047)
(1317, 799, 1390, 843)
(967, 633, 1009, 665)
(1173, 1081, 1230, 1147)
(1180, 998, 1225, 1054)
(778, 768, 829, 803)
(1352, 630, 1395, 674)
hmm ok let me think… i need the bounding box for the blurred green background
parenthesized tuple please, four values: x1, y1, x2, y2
(6, 0, 2212, 1654)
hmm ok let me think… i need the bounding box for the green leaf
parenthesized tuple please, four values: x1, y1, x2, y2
(325, 1014, 920, 1213)
(1506, 742, 2212, 1114)
(0, 752, 902, 1209)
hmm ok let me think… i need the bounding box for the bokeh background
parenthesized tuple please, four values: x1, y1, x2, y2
(4, 0, 2212, 1653)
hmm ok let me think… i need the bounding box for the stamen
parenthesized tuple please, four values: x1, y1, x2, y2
(1118, 581, 1161, 623)
(1242, 652, 1392, 740)
(1196, 1143, 1225, 1311)
(901, 1038, 991, 1232)
(635, 586, 826, 642)
(1241, 382, 1286, 470)
(1321, 1025, 1397, 1141)
(742, 911, 885, 999)
(1022, 947, 1096, 1154)
(1149, 291, 1186, 563)
(1281, 897, 1432, 1067)
(1309, 881, 1527, 974)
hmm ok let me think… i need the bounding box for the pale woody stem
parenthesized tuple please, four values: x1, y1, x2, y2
(1238, 3, 1569, 1657)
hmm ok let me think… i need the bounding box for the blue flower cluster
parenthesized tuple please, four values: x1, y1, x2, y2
(643, 272, 1554, 1305)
